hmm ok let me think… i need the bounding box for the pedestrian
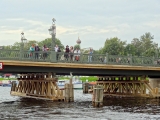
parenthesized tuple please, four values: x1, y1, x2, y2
(70, 46, 74, 62)
(88, 48, 93, 62)
(65, 45, 70, 61)
(42, 45, 47, 60)
(29, 44, 35, 58)
(57, 47, 61, 61)
(35, 44, 40, 60)
(74, 48, 81, 61)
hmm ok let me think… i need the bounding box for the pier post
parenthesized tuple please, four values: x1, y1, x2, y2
(83, 82, 89, 93)
(64, 83, 74, 102)
(64, 72, 74, 102)
(92, 85, 103, 107)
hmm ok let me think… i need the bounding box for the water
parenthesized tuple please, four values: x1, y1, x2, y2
(0, 87, 160, 120)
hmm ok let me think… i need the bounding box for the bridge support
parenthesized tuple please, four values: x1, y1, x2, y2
(95, 76, 160, 98)
(10, 73, 65, 101)
(149, 78, 160, 94)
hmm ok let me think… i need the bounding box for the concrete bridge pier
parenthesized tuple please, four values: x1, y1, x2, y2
(149, 78, 160, 94)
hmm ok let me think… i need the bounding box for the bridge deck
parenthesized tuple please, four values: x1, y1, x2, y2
(1, 60, 160, 76)
(2, 60, 160, 71)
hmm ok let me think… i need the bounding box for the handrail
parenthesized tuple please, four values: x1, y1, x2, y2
(0, 50, 160, 67)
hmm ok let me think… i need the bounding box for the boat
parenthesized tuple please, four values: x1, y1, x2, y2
(0, 80, 18, 87)
(57, 79, 82, 89)
(73, 80, 83, 89)
(57, 79, 69, 89)
(1, 80, 12, 87)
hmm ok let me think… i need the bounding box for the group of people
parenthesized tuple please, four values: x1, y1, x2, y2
(55, 45, 81, 62)
(29, 44, 49, 60)
(29, 44, 94, 62)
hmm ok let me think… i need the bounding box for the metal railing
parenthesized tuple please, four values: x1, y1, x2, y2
(0, 50, 160, 66)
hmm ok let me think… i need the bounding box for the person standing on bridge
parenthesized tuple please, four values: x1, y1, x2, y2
(42, 45, 48, 60)
(64, 45, 70, 61)
(74, 48, 81, 62)
(88, 48, 93, 63)
(29, 44, 35, 58)
(70, 46, 74, 62)
(35, 44, 40, 60)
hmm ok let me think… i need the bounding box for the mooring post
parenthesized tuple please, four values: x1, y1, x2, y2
(65, 83, 70, 102)
(83, 82, 89, 93)
(92, 85, 103, 107)
(65, 72, 74, 102)
(69, 72, 74, 102)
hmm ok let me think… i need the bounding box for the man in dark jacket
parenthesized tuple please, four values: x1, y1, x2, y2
(35, 44, 40, 60)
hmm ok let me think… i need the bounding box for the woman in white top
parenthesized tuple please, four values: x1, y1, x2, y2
(74, 48, 81, 61)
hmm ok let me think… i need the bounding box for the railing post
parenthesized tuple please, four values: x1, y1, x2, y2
(50, 51, 57, 63)
(152, 56, 155, 66)
(141, 56, 143, 65)
(130, 54, 132, 65)
(105, 53, 109, 64)
(19, 42, 24, 60)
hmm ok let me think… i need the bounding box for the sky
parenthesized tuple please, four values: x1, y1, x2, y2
(0, 0, 160, 50)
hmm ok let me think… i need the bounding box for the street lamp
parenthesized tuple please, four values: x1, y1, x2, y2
(48, 18, 56, 50)
(21, 32, 27, 43)
(20, 32, 27, 60)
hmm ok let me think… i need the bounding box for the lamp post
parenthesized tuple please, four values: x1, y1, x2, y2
(48, 18, 56, 62)
(48, 18, 56, 50)
(20, 32, 27, 60)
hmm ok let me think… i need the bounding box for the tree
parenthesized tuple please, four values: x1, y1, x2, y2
(38, 38, 64, 50)
(100, 37, 126, 55)
(74, 44, 80, 50)
(140, 32, 154, 53)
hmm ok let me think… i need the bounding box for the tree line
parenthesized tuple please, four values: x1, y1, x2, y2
(2, 32, 160, 57)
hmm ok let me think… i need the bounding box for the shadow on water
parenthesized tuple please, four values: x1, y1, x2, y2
(103, 97, 160, 114)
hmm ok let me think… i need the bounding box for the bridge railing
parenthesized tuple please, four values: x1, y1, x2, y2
(0, 49, 160, 67)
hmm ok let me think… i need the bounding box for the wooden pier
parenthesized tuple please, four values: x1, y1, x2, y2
(95, 76, 160, 98)
(10, 73, 65, 101)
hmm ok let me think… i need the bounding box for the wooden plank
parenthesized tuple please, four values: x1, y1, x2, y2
(10, 91, 27, 96)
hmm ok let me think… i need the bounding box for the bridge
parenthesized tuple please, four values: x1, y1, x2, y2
(0, 50, 160, 77)
(1, 50, 160, 105)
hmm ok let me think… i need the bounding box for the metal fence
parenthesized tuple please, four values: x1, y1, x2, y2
(0, 50, 160, 66)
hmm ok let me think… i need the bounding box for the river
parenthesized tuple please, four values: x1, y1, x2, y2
(0, 87, 160, 120)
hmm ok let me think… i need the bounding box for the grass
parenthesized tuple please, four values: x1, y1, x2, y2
(0, 78, 17, 80)
(58, 76, 149, 82)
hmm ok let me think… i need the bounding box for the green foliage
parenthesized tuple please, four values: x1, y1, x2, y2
(0, 78, 17, 80)
(58, 76, 98, 82)
(79, 76, 98, 82)
(74, 44, 81, 50)
(38, 38, 64, 50)
(100, 37, 126, 55)
(97, 32, 159, 57)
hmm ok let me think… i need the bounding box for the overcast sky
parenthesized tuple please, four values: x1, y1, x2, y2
(0, 0, 160, 50)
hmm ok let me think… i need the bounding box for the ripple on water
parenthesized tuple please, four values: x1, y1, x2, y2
(0, 87, 160, 120)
